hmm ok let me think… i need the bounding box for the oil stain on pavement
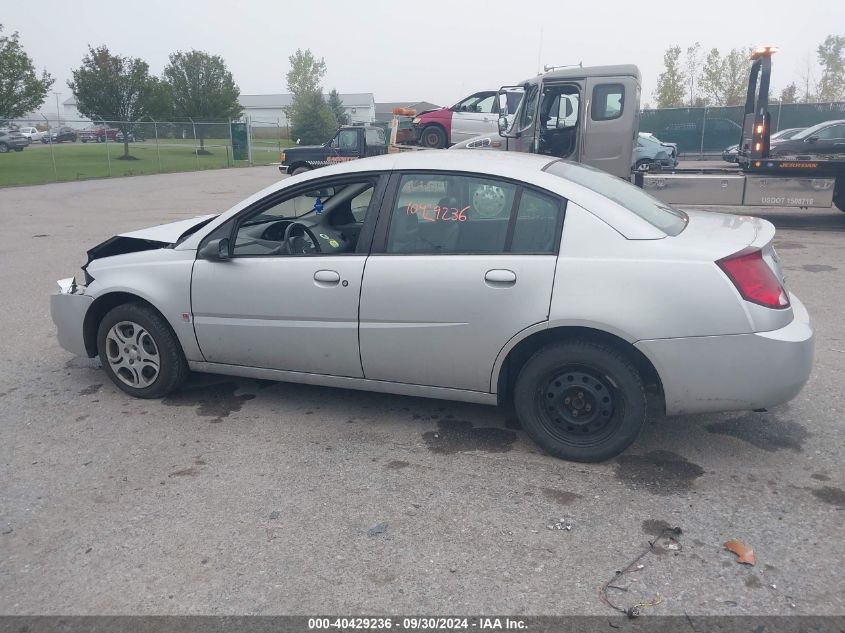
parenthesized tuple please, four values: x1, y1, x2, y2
(78, 383, 102, 396)
(706, 413, 808, 452)
(163, 381, 256, 423)
(641, 518, 672, 535)
(802, 264, 837, 272)
(614, 450, 704, 495)
(811, 486, 845, 507)
(541, 488, 582, 504)
(422, 419, 516, 454)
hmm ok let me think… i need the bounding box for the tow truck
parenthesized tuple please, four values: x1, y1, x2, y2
(454, 47, 845, 212)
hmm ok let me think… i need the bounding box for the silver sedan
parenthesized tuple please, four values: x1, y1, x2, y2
(51, 151, 814, 462)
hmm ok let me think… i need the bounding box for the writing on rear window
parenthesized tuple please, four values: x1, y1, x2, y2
(405, 202, 469, 222)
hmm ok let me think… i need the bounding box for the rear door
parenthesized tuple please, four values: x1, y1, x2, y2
(359, 171, 564, 393)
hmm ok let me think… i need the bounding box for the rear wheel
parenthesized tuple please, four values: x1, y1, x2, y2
(419, 125, 447, 149)
(635, 159, 652, 171)
(0, 143, 8, 153)
(97, 303, 188, 399)
(513, 341, 647, 462)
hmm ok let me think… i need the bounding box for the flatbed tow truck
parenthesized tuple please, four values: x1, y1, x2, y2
(455, 46, 845, 212)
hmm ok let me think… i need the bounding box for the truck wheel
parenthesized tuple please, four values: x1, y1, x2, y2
(290, 165, 312, 176)
(834, 178, 845, 213)
(513, 341, 647, 463)
(419, 125, 447, 149)
(97, 302, 188, 399)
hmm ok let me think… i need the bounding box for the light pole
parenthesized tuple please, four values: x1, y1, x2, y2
(52, 92, 61, 125)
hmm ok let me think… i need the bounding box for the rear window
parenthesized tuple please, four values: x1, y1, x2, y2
(544, 161, 688, 236)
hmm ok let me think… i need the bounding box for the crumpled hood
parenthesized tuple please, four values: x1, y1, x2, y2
(118, 214, 218, 243)
(85, 214, 217, 266)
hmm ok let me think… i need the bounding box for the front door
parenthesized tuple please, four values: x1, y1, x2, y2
(451, 92, 498, 144)
(359, 171, 563, 393)
(191, 175, 384, 377)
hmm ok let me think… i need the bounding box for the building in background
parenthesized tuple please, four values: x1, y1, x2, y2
(241, 93, 376, 127)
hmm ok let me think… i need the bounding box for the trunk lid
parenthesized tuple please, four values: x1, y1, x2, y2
(670, 210, 784, 282)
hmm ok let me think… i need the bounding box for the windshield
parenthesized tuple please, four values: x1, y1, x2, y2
(544, 161, 688, 236)
(772, 127, 803, 140)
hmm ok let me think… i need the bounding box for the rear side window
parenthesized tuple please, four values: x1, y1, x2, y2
(365, 127, 385, 145)
(544, 161, 687, 236)
(385, 173, 563, 254)
(591, 84, 624, 121)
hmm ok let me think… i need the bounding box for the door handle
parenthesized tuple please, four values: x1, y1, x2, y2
(485, 269, 517, 285)
(314, 270, 340, 284)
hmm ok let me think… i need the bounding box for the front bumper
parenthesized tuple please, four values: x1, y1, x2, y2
(51, 280, 94, 358)
(636, 293, 813, 416)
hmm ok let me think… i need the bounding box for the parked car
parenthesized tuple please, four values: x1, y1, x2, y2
(43, 126, 78, 143)
(79, 126, 118, 143)
(769, 120, 845, 158)
(279, 125, 387, 175)
(413, 90, 523, 148)
(633, 133, 678, 169)
(0, 129, 29, 152)
(18, 126, 45, 142)
(722, 127, 805, 162)
(51, 151, 813, 463)
(114, 130, 146, 143)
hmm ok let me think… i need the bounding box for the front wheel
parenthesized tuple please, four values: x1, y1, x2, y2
(14, 147, 24, 152)
(419, 125, 447, 149)
(834, 178, 845, 213)
(290, 165, 312, 175)
(0, 143, 8, 153)
(513, 341, 647, 462)
(97, 303, 188, 398)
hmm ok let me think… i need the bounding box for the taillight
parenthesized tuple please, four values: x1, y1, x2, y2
(717, 249, 789, 309)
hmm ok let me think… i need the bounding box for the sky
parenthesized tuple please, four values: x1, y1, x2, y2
(5, 0, 843, 113)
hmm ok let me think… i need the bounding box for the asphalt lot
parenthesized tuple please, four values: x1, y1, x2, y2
(0, 167, 843, 616)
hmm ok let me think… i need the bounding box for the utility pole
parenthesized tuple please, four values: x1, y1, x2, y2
(53, 92, 61, 125)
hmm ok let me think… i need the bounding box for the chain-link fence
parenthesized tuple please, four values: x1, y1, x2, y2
(0, 117, 294, 187)
(640, 101, 845, 158)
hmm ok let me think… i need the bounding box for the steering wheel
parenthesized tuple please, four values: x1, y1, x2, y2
(281, 221, 321, 255)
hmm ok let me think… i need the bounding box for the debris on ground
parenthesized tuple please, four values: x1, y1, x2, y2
(724, 539, 756, 566)
(547, 517, 573, 531)
(269, 510, 280, 520)
(599, 526, 682, 618)
(367, 520, 388, 537)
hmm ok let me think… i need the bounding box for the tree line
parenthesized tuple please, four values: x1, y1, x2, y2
(653, 35, 845, 109)
(0, 24, 346, 157)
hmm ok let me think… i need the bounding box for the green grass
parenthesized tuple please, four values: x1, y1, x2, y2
(0, 139, 293, 187)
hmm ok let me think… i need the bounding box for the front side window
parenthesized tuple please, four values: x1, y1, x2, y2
(385, 173, 563, 255)
(334, 129, 358, 150)
(815, 124, 845, 140)
(518, 85, 540, 132)
(591, 84, 625, 121)
(231, 179, 376, 257)
(454, 92, 495, 113)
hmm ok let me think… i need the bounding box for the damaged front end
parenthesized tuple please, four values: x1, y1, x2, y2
(82, 213, 218, 281)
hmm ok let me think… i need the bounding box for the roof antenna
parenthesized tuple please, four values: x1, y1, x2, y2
(536, 28, 543, 75)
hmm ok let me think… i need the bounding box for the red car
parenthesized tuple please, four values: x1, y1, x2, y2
(79, 126, 119, 143)
(412, 90, 523, 148)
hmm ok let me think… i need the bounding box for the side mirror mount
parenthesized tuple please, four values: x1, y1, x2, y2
(199, 237, 230, 261)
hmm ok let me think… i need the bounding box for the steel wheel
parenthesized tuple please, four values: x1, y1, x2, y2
(105, 320, 160, 388)
(536, 368, 622, 447)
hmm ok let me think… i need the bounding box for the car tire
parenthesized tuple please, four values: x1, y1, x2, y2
(834, 178, 845, 213)
(14, 147, 23, 152)
(0, 143, 8, 153)
(513, 341, 647, 463)
(290, 165, 312, 175)
(97, 302, 188, 399)
(419, 125, 447, 149)
(634, 159, 652, 171)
